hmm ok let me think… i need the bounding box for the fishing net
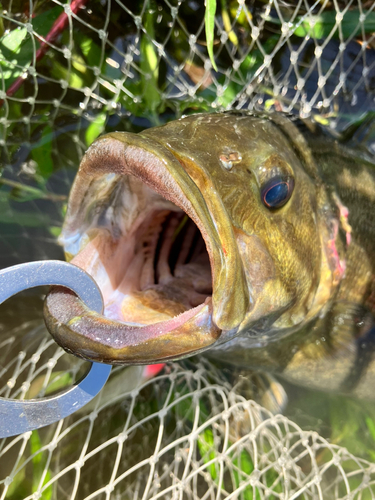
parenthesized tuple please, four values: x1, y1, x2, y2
(1, 0, 375, 498)
(1, 316, 375, 500)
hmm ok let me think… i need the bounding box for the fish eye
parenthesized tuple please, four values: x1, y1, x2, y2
(261, 176, 294, 209)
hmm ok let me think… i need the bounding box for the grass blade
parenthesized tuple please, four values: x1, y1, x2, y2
(205, 0, 218, 71)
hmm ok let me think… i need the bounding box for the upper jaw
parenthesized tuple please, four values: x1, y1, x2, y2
(44, 132, 249, 364)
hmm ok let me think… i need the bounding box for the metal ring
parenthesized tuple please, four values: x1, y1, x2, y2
(0, 260, 111, 438)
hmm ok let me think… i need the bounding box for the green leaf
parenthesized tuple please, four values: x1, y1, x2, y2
(231, 449, 256, 500)
(0, 177, 65, 202)
(49, 59, 86, 89)
(85, 113, 107, 146)
(32, 6, 63, 38)
(197, 428, 219, 481)
(49, 225, 62, 238)
(1, 27, 28, 52)
(25, 370, 72, 399)
(77, 33, 103, 68)
(5, 465, 27, 497)
(0, 27, 30, 81)
(45, 371, 73, 395)
(205, 0, 217, 71)
(140, 8, 161, 116)
(30, 431, 53, 499)
(229, 0, 251, 27)
(0, 7, 4, 38)
(212, 35, 279, 108)
(366, 416, 375, 442)
(0, 6, 62, 90)
(274, 9, 375, 40)
(31, 124, 54, 178)
(221, 0, 238, 46)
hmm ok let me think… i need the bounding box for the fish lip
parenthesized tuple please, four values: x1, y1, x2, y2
(44, 287, 220, 365)
(44, 131, 248, 363)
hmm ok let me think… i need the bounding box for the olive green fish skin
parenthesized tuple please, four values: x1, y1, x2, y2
(210, 117, 375, 399)
(44, 111, 375, 397)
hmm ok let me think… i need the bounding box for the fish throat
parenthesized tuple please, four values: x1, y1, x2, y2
(97, 182, 213, 325)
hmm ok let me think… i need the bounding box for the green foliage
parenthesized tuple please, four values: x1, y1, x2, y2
(365, 417, 375, 461)
(197, 428, 220, 480)
(231, 449, 256, 500)
(5, 431, 53, 499)
(77, 32, 103, 68)
(140, 8, 162, 118)
(28, 371, 74, 398)
(0, 7, 62, 90)
(29, 431, 53, 499)
(268, 9, 375, 40)
(31, 125, 54, 178)
(205, 0, 218, 71)
(0, 190, 59, 226)
(4, 369, 74, 498)
(85, 113, 107, 146)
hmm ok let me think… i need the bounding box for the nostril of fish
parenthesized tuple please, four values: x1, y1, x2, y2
(220, 151, 242, 170)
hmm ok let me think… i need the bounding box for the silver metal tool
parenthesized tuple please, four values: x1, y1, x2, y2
(0, 260, 111, 438)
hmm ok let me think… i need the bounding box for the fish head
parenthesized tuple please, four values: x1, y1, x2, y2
(44, 112, 344, 363)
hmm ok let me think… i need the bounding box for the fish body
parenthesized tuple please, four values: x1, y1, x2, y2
(44, 112, 375, 398)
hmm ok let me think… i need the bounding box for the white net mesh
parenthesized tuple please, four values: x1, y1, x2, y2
(1, 0, 375, 498)
(1, 318, 375, 500)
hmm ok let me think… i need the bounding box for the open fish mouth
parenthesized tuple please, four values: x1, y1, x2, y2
(44, 131, 248, 364)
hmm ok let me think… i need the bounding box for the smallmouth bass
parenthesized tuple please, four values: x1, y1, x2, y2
(44, 112, 375, 398)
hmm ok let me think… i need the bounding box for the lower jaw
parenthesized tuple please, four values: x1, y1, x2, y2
(44, 287, 218, 364)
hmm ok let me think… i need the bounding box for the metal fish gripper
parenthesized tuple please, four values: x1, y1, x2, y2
(0, 261, 111, 438)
